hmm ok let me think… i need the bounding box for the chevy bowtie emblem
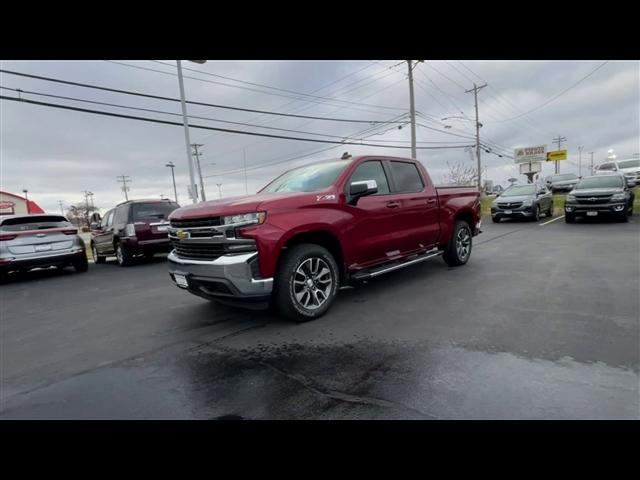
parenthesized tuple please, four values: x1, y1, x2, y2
(176, 230, 189, 240)
(588, 197, 597, 201)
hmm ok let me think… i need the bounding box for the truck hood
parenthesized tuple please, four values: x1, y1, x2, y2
(572, 187, 624, 196)
(169, 191, 325, 220)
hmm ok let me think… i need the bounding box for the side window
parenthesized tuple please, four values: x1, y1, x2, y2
(349, 161, 390, 194)
(599, 163, 613, 171)
(102, 210, 114, 229)
(389, 161, 425, 193)
(113, 206, 128, 225)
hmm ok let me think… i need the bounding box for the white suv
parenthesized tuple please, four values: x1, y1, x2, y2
(594, 158, 640, 187)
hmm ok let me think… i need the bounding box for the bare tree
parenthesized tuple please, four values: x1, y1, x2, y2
(66, 201, 99, 228)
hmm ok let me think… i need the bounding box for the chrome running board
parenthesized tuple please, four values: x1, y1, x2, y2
(351, 248, 442, 281)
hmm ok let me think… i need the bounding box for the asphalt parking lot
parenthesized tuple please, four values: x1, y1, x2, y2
(1, 214, 639, 419)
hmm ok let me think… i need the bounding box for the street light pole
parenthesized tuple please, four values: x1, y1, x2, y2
(407, 60, 417, 159)
(165, 161, 178, 203)
(216, 183, 222, 199)
(177, 60, 198, 204)
(23, 189, 30, 214)
(578, 146, 583, 177)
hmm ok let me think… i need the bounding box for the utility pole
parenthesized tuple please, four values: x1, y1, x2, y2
(589, 151, 594, 175)
(465, 83, 487, 191)
(116, 175, 131, 201)
(165, 161, 178, 203)
(191, 143, 206, 201)
(58, 200, 64, 216)
(243, 148, 248, 194)
(578, 146, 583, 177)
(407, 60, 419, 159)
(177, 60, 198, 204)
(552, 135, 567, 174)
(216, 183, 222, 199)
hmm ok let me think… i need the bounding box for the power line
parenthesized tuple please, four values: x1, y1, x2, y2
(104, 60, 405, 113)
(0, 94, 474, 150)
(0, 69, 403, 125)
(485, 61, 610, 122)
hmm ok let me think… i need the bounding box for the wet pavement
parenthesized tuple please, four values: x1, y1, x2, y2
(1, 215, 639, 419)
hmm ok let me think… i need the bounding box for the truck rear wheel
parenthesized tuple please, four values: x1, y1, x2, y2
(274, 243, 339, 323)
(443, 220, 472, 267)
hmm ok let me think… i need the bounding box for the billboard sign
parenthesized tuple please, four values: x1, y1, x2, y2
(514, 145, 547, 164)
(546, 150, 567, 161)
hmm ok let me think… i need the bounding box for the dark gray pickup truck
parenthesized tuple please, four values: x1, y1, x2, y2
(564, 174, 635, 223)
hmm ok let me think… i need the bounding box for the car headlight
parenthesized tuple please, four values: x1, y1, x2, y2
(611, 193, 626, 201)
(566, 194, 575, 202)
(222, 211, 266, 226)
(522, 199, 533, 206)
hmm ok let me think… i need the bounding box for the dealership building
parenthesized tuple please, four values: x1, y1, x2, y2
(0, 191, 45, 216)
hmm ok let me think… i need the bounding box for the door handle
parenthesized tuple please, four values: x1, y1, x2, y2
(386, 201, 401, 209)
(426, 199, 437, 205)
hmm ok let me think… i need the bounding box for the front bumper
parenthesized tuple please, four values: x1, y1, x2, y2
(121, 237, 173, 254)
(491, 205, 537, 218)
(167, 250, 273, 308)
(564, 202, 627, 214)
(0, 249, 86, 272)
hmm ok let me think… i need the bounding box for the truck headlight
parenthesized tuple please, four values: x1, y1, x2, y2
(611, 193, 626, 201)
(566, 194, 575, 202)
(222, 211, 266, 226)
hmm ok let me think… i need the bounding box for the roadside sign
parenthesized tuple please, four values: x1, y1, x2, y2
(519, 162, 542, 174)
(546, 150, 567, 161)
(514, 145, 547, 164)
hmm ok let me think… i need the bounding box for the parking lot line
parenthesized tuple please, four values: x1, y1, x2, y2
(539, 215, 565, 226)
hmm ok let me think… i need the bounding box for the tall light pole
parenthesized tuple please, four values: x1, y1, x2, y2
(578, 146, 583, 177)
(176, 60, 207, 203)
(216, 183, 222, 199)
(22, 189, 30, 214)
(466, 83, 487, 191)
(407, 60, 417, 159)
(243, 148, 248, 194)
(165, 161, 178, 203)
(58, 200, 64, 215)
(589, 151, 595, 175)
(191, 143, 206, 201)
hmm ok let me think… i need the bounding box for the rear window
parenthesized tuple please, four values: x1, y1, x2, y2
(389, 161, 424, 192)
(1, 216, 71, 232)
(131, 202, 179, 221)
(617, 159, 640, 169)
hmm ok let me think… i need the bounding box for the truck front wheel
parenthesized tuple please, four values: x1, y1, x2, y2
(443, 221, 472, 267)
(274, 243, 339, 323)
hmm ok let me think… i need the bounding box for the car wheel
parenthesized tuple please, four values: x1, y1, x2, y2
(443, 220, 472, 267)
(92, 243, 106, 264)
(565, 213, 575, 223)
(547, 203, 554, 217)
(115, 243, 134, 266)
(491, 216, 500, 223)
(274, 243, 339, 323)
(533, 205, 540, 221)
(619, 209, 630, 223)
(73, 256, 89, 273)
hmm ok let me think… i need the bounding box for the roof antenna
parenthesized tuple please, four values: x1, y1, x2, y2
(341, 152, 352, 160)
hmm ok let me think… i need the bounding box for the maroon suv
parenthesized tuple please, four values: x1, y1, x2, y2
(90, 199, 180, 266)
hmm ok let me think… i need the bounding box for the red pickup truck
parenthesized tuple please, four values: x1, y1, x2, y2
(167, 155, 481, 322)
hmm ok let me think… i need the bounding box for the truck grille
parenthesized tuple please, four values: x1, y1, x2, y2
(575, 195, 612, 204)
(170, 217, 221, 229)
(497, 202, 522, 209)
(171, 241, 225, 261)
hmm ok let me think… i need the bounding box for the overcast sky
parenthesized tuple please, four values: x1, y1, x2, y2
(1, 60, 638, 214)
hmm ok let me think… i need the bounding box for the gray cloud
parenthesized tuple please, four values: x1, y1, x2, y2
(1, 60, 638, 214)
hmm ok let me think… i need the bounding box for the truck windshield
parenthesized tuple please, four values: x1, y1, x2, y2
(576, 176, 624, 189)
(617, 159, 640, 169)
(551, 174, 578, 181)
(501, 185, 536, 196)
(261, 160, 350, 193)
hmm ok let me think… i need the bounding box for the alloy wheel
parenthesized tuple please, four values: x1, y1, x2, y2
(292, 257, 333, 310)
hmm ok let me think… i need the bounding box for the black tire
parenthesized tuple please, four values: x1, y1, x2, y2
(115, 242, 134, 266)
(443, 220, 472, 267)
(491, 216, 500, 223)
(533, 204, 540, 222)
(91, 243, 106, 264)
(546, 203, 554, 217)
(73, 256, 89, 273)
(565, 213, 575, 223)
(273, 243, 339, 323)
(144, 252, 155, 260)
(618, 210, 630, 223)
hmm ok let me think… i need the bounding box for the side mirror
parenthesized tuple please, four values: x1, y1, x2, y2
(349, 180, 378, 205)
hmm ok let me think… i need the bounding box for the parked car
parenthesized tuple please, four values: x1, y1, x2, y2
(564, 174, 634, 223)
(0, 214, 88, 276)
(166, 155, 482, 322)
(545, 173, 580, 193)
(490, 184, 553, 222)
(91, 199, 180, 266)
(594, 158, 640, 187)
(491, 185, 505, 195)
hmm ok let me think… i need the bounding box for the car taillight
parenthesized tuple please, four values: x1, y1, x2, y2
(62, 229, 78, 235)
(0, 234, 17, 241)
(124, 224, 136, 237)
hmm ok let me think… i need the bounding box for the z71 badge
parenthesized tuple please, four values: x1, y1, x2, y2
(316, 194, 336, 202)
